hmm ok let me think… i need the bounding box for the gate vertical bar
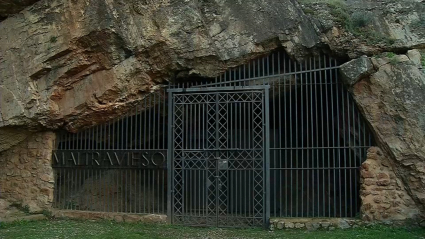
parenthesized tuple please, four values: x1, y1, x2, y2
(264, 87, 270, 228)
(215, 92, 219, 227)
(167, 90, 173, 224)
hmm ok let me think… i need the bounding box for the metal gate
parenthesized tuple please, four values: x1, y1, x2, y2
(167, 86, 270, 228)
(52, 50, 375, 228)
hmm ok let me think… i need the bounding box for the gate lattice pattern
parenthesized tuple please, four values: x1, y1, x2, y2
(168, 88, 269, 227)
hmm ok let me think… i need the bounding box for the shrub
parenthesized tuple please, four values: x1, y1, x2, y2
(420, 50, 425, 68)
(345, 11, 373, 34)
(327, 0, 350, 24)
(350, 11, 373, 29)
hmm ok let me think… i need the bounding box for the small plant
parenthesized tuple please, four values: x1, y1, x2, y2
(49, 36, 58, 43)
(386, 52, 399, 65)
(21, 204, 30, 214)
(386, 52, 396, 58)
(42, 209, 53, 218)
(421, 52, 425, 68)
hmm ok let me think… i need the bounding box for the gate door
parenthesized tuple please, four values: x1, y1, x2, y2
(167, 86, 270, 228)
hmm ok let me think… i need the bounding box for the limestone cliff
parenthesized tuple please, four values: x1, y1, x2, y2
(0, 0, 424, 219)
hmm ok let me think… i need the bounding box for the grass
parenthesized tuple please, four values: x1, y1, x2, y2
(385, 52, 399, 65)
(49, 36, 58, 43)
(0, 219, 424, 239)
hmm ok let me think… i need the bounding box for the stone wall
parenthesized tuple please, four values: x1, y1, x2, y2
(0, 131, 56, 213)
(360, 147, 419, 221)
(270, 218, 367, 231)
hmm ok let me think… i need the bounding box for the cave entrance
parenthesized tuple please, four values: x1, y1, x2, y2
(51, 50, 374, 228)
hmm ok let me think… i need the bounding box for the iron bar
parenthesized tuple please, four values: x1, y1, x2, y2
(199, 66, 340, 87)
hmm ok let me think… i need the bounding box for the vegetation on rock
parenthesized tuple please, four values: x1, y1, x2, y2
(300, 0, 397, 46)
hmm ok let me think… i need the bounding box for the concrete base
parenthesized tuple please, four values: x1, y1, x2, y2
(52, 210, 167, 224)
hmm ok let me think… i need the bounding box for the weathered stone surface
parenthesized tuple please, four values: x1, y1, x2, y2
(1, 0, 424, 136)
(277, 221, 285, 229)
(272, 218, 367, 230)
(305, 222, 320, 231)
(1, 213, 47, 223)
(340, 56, 375, 86)
(321, 222, 330, 228)
(338, 219, 351, 229)
(0, 127, 32, 152)
(0, 131, 55, 211)
(0, 198, 10, 211)
(360, 147, 419, 221)
(285, 222, 295, 229)
(294, 223, 305, 229)
(407, 49, 423, 69)
(351, 55, 425, 215)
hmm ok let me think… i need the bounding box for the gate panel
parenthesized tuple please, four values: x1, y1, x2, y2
(168, 87, 270, 228)
(53, 90, 168, 215)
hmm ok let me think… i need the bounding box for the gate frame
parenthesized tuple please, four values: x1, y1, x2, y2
(167, 85, 270, 228)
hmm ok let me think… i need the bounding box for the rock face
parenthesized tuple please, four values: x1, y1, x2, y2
(339, 55, 374, 86)
(0, 127, 32, 152)
(343, 52, 425, 216)
(0, 0, 321, 134)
